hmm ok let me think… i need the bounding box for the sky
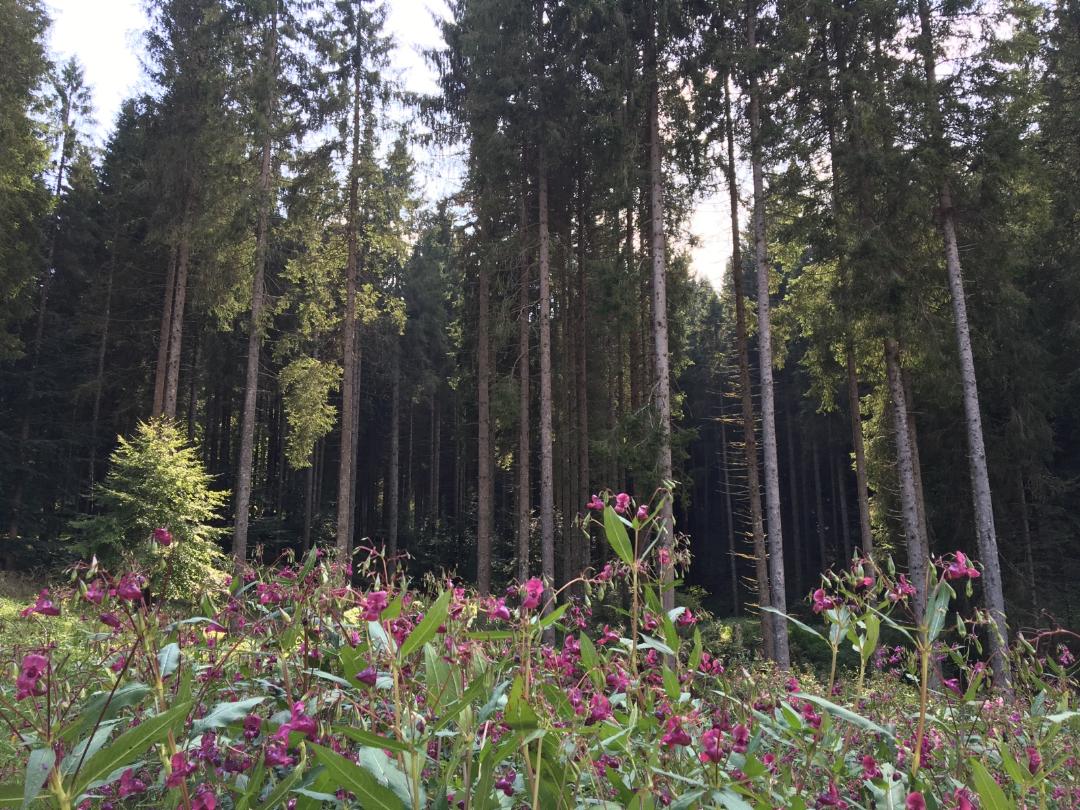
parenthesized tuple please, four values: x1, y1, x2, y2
(45, 0, 731, 291)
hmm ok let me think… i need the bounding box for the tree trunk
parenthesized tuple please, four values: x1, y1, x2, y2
(575, 195, 590, 581)
(748, 5, 790, 669)
(902, 367, 931, 559)
(476, 233, 494, 594)
(1018, 475, 1036, 614)
(720, 411, 740, 615)
(152, 245, 178, 417)
(723, 71, 773, 658)
(335, 69, 363, 557)
(846, 347, 874, 556)
(164, 191, 195, 419)
(884, 338, 929, 624)
(388, 343, 401, 564)
(430, 389, 440, 525)
(538, 154, 555, 598)
(234, 65, 276, 563)
(813, 439, 827, 570)
(784, 393, 802, 595)
(916, 0, 1009, 685)
(88, 232, 116, 504)
(835, 444, 852, 563)
(517, 198, 531, 583)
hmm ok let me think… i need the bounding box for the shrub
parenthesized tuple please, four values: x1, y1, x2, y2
(71, 419, 227, 600)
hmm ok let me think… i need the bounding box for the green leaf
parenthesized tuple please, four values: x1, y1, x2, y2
(69, 683, 152, 739)
(157, 642, 181, 678)
(793, 693, 892, 737)
(760, 606, 825, 642)
(357, 746, 418, 807)
(689, 628, 703, 671)
(538, 602, 568, 628)
(333, 726, 414, 754)
(72, 700, 192, 797)
(969, 759, 1016, 810)
(398, 589, 451, 661)
(926, 580, 954, 643)
(578, 632, 603, 689)
(62, 721, 119, 774)
(309, 743, 404, 810)
(23, 748, 54, 810)
(662, 665, 681, 701)
(603, 506, 634, 565)
(0, 782, 22, 809)
(860, 614, 880, 665)
(193, 696, 265, 734)
(504, 675, 540, 730)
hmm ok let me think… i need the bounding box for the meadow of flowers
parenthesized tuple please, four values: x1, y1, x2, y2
(2, 494, 1078, 809)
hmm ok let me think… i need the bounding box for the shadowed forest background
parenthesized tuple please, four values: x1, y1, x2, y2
(2, 0, 1080, 651)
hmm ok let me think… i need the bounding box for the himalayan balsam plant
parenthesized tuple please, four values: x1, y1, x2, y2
(1, 490, 1078, 809)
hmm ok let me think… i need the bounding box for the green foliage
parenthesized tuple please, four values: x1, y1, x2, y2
(72, 419, 227, 600)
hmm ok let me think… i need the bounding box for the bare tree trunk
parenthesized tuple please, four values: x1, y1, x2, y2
(152, 245, 178, 417)
(335, 69, 363, 557)
(164, 192, 195, 419)
(846, 347, 874, 556)
(576, 196, 590, 580)
(748, 4, 789, 668)
(884, 338, 929, 625)
(813, 439, 827, 570)
(784, 393, 802, 595)
(720, 411, 740, 615)
(647, 49, 675, 613)
(1018, 476, 1036, 614)
(234, 13, 277, 562)
(302, 462, 314, 552)
(186, 330, 200, 443)
(902, 368, 931, 560)
(476, 229, 494, 594)
(538, 154, 555, 598)
(430, 390, 440, 525)
(388, 343, 401, 564)
(88, 233, 116, 504)
(835, 444, 852, 563)
(723, 72, 773, 658)
(916, 0, 1009, 685)
(517, 199, 531, 583)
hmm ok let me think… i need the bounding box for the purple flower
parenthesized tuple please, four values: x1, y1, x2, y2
(698, 728, 723, 763)
(613, 492, 631, 514)
(165, 753, 196, 789)
(586, 494, 604, 511)
(115, 575, 144, 602)
(274, 701, 317, 745)
(15, 653, 48, 700)
(660, 716, 691, 748)
(100, 612, 122, 630)
(906, 793, 926, 810)
(243, 714, 262, 741)
(587, 694, 612, 725)
(635, 504, 649, 521)
(811, 588, 837, 614)
(191, 785, 216, 810)
(84, 580, 106, 604)
(521, 578, 544, 611)
(153, 527, 173, 547)
(494, 770, 516, 796)
(361, 591, 389, 621)
(731, 723, 750, 754)
(356, 667, 378, 687)
(20, 590, 60, 618)
(943, 551, 980, 581)
(265, 742, 294, 768)
(861, 754, 881, 779)
(118, 769, 146, 798)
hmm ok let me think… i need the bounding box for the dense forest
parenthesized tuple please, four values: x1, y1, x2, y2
(2, 0, 1079, 670)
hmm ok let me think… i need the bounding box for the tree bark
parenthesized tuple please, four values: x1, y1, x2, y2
(388, 342, 401, 564)
(723, 71, 773, 658)
(152, 245, 178, 417)
(748, 4, 790, 669)
(720, 410, 740, 615)
(538, 154, 555, 598)
(813, 439, 827, 570)
(234, 10, 278, 564)
(335, 68, 363, 557)
(88, 229, 117, 504)
(476, 225, 494, 594)
(164, 190, 195, 419)
(517, 197, 531, 583)
(647, 44, 675, 613)
(846, 347, 874, 556)
(784, 393, 802, 595)
(575, 194, 590, 581)
(884, 338, 929, 625)
(916, 0, 1009, 685)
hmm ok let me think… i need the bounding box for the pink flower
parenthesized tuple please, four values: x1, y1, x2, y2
(115, 575, 144, 602)
(586, 495, 604, 511)
(660, 716, 691, 747)
(888, 574, 917, 602)
(265, 742, 294, 767)
(15, 653, 48, 700)
(951, 789, 976, 810)
(192, 785, 216, 810)
(943, 551, 980, 581)
(356, 666, 378, 687)
(597, 625, 620, 645)
(587, 694, 612, 725)
(243, 714, 262, 741)
(614, 493, 631, 514)
(861, 754, 881, 779)
(153, 527, 173, 547)
(943, 678, 962, 695)
(84, 580, 106, 604)
(698, 727, 723, 763)
(487, 598, 511, 622)
(658, 547, 670, 569)
(274, 702, 317, 744)
(676, 609, 696, 627)
(165, 753, 196, 789)
(521, 578, 544, 611)
(494, 770, 516, 796)
(817, 782, 845, 807)
(118, 768, 146, 798)
(906, 793, 926, 810)
(855, 576, 874, 590)
(361, 590, 389, 621)
(1027, 746, 1042, 774)
(20, 589, 60, 618)
(100, 611, 122, 630)
(635, 504, 649, 521)
(731, 723, 750, 753)
(812, 588, 837, 614)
